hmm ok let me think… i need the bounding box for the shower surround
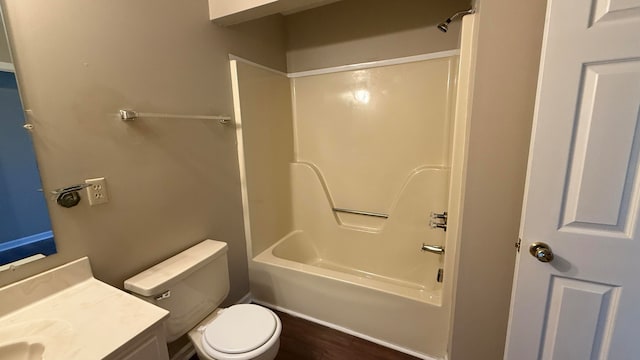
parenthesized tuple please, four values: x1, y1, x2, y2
(231, 46, 465, 359)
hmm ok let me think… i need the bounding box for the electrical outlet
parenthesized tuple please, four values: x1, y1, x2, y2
(85, 177, 109, 206)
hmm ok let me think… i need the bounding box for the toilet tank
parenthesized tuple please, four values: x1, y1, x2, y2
(124, 240, 229, 342)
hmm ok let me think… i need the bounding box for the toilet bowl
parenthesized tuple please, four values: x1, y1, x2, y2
(124, 240, 281, 360)
(189, 304, 281, 360)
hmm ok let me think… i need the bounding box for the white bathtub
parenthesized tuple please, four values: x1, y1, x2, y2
(251, 230, 449, 360)
(262, 230, 442, 304)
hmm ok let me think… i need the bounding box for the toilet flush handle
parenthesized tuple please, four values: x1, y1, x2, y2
(155, 290, 171, 301)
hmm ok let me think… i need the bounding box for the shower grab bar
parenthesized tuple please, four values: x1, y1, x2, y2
(332, 208, 389, 219)
(119, 109, 232, 125)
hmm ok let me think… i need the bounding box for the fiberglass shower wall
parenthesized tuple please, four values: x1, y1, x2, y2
(230, 60, 295, 258)
(292, 58, 456, 227)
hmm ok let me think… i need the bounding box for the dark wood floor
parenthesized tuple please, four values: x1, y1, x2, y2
(191, 308, 419, 360)
(190, 308, 419, 360)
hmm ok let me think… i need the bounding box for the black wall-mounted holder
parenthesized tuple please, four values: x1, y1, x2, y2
(51, 184, 90, 208)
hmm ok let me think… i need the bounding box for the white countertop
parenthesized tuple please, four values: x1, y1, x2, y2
(0, 258, 169, 359)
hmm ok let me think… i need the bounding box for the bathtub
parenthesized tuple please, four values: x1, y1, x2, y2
(251, 230, 449, 360)
(261, 230, 442, 304)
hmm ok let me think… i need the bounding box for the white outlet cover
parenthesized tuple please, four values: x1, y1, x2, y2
(85, 177, 109, 206)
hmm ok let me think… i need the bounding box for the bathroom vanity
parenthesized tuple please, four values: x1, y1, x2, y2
(0, 258, 170, 360)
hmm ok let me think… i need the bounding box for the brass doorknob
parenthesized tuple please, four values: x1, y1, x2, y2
(529, 242, 554, 262)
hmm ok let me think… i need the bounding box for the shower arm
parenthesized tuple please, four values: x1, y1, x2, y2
(437, 8, 475, 32)
(447, 9, 475, 23)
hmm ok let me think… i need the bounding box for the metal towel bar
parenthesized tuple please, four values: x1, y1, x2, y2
(332, 208, 388, 219)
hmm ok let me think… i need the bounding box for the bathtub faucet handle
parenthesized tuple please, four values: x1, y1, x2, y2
(429, 211, 448, 231)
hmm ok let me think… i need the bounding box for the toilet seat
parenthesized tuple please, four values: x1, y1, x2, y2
(200, 304, 282, 360)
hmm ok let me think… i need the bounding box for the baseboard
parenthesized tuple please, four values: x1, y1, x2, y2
(252, 299, 442, 360)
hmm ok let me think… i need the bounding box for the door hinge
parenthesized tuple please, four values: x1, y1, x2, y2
(515, 238, 522, 252)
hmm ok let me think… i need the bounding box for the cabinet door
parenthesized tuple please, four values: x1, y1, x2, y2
(119, 336, 168, 360)
(109, 325, 169, 360)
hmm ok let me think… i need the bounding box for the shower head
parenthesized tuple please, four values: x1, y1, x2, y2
(437, 19, 452, 33)
(437, 8, 474, 33)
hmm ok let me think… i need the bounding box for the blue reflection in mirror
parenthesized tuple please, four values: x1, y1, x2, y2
(0, 71, 56, 265)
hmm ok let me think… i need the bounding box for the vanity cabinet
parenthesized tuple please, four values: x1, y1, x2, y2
(107, 323, 169, 360)
(209, 0, 340, 25)
(0, 258, 171, 360)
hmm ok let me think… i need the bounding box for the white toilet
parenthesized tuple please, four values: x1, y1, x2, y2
(124, 240, 281, 360)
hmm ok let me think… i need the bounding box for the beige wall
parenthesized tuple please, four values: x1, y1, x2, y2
(285, 0, 471, 72)
(231, 61, 294, 257)
(0, 16, 10, 63)
(448, 0, 547, 359)
(0, 0, 287, 306)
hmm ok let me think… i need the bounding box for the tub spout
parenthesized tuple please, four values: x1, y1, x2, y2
(421, 244, 445, 254)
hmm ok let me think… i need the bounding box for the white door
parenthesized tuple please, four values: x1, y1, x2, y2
(505, 0, 640, 359)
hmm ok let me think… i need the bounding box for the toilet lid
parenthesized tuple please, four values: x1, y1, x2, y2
(203, 304, 277, 354)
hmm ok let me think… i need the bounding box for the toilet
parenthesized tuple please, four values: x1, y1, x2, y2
(124, 240, 281, 360)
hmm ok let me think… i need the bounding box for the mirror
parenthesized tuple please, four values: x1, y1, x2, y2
(0, 8, 56, 266)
